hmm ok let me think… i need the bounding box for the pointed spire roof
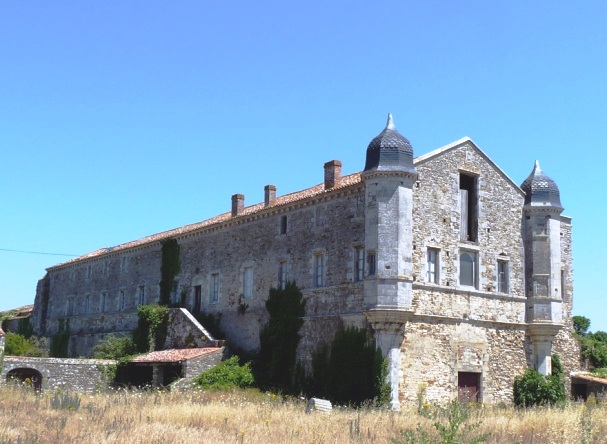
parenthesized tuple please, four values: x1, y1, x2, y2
(364, 114, 415, 174)
(520, 160, 563, 209)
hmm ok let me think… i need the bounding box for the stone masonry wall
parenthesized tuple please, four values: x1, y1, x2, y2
(1, 357, 114, 393)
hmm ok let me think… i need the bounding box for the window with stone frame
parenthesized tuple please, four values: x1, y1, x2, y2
(243, 266, 254, 299)
(100, 291, 107, 313)
(459, 251, 477, 288)
(280, 215, 288, 235)
(367, 251, 376, 276)
(209, 273, 220, 303)
(138, 285, 146, 306)
(193, 285, 202, 312)
(354, 247, 365, 282)
(84, 295, 90, 315)
(314, 253, 325, 288)
(118, 290, 126, 311)
(427, 248, 439, 284)
(497, 260, 509, 293)
(86, 264, 92, 280)
(459, 173, 478, 242)
(278, 260, 288, 290)
(66, 298, 74, 316)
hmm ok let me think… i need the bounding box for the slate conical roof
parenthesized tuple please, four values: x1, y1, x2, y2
(364, 114, 416, 173)
(520, 161, 563, 209)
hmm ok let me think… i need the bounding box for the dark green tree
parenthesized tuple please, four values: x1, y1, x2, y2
(4, 332, 43, 357)
(258, 282, 306, 391)
(310, 325, 389, 406)
(573, 315, 591, 337)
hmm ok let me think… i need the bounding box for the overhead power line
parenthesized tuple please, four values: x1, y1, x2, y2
(0, 248, 78, 257)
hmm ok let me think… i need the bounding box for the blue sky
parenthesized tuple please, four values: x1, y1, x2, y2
(1, 2, 606, 331)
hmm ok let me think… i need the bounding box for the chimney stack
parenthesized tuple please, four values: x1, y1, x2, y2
(324, 160, 342, 189)
(231, 194, 245, 216)
(264, 185, 276, 207)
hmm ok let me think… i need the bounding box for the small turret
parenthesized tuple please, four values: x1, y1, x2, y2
(364, 114, 416, 174)
(521, 160, 564, 376)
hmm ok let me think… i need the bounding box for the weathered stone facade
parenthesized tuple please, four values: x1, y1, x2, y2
(30, 115, 580, 405)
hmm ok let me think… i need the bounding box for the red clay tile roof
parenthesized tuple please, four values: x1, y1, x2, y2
(50, 173, 362, 269)
(130, 348, 222, 364)
(571, 372, 607, 385)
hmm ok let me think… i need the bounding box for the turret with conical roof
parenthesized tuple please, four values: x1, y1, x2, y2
(521, 160, 564, 376)
(521, 161, 563, 209)
(362, 114, 417, 410)
(364, 114, 416, 174)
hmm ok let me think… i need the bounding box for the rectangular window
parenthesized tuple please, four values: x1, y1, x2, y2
(193, 285, 202, 313)
(120, 256, 128, 273)
(459, 173, 478, 242)
(210, 273, 220, 303)
(103, 261, 110, 278)
(138, 285, 146, 306)
(427, 248, 439, 284)
(66, 298, 74, 316)
(278, 261, 288, 290)
(459, 251, 477, 288)
(314, 254, 325, 288)
(367, 252, 376, 276)
(86, 264, 92, 280)
(101, 292, 107, 313)
(280, 215, 288, 235)
(243, 267, 254, 299)
(497, 261, 508, 293)
(84, 295, 90, 315)
(118, 290, 126, 311)
(355, 247, 365, 282)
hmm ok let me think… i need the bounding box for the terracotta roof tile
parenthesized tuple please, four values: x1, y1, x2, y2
(51, 173, 362, 268)
(130, 348, 222, 363)
(571, 372, 607, 385)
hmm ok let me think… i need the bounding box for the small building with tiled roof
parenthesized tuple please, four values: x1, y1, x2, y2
(30, 115, 581, 407)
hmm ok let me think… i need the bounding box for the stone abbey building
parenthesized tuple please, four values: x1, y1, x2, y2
(31, 115, 580, 407)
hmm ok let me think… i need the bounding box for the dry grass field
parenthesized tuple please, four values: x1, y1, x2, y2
(0, 384, 606, 444)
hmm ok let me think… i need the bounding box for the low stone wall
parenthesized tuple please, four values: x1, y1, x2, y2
(1, 356, 115, 393)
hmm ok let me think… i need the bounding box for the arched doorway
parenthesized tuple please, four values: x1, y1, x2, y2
(6, 368, 43, 390)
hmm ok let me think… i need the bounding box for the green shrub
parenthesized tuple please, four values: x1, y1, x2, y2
(513, 362, 566, 407)
(194, 356, 254, 389)
(4, 332, 44, 357)
(92, 335, 136, 360)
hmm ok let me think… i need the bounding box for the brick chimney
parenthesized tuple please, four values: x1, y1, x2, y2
(231, 194, 244, 216)
(324, 160, 342, 189)
(264, 185, 276, 207)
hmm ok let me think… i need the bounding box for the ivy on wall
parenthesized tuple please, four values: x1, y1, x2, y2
(159, 238, 181, 306)
(132, 305, 169, 353)
(49, 318, 70, 358)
